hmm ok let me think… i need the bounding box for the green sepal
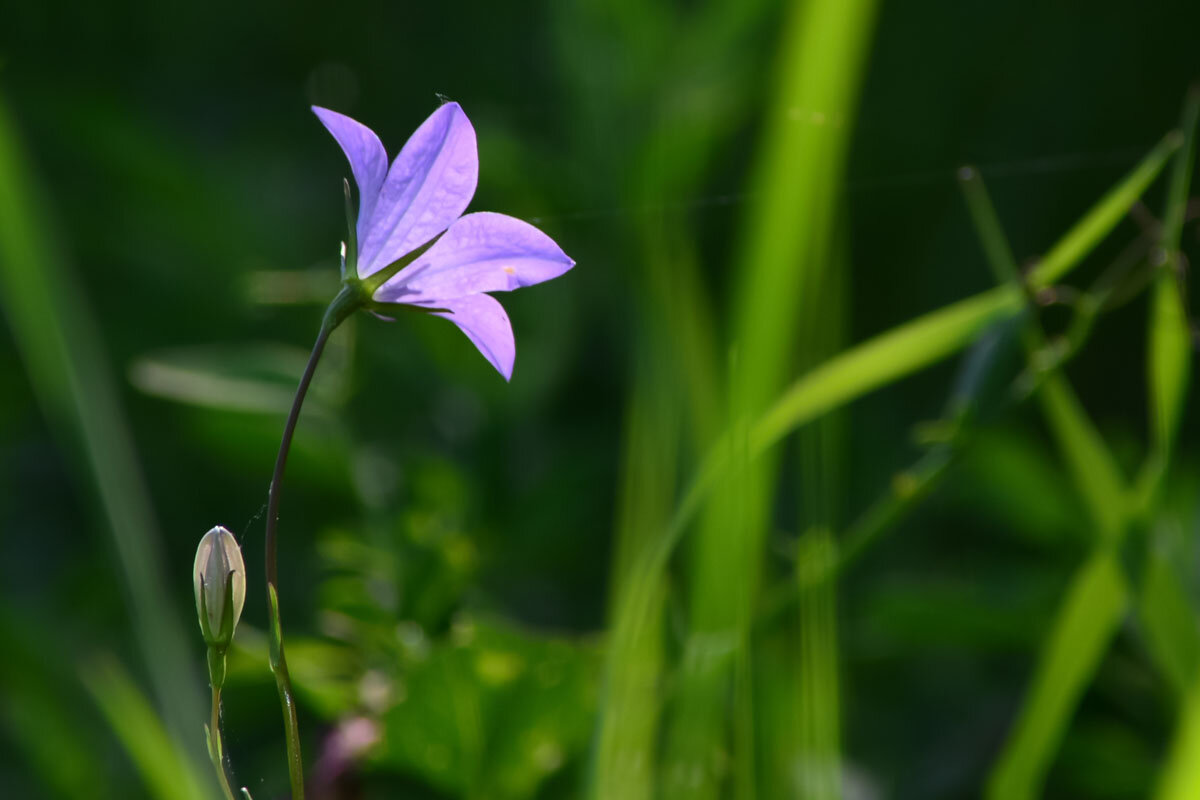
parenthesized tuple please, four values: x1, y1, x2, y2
(241, 790, 254, 800)
(198, 569, 239, 650)
(359, 231, 444, 296)
(267, 583, 283, 671)
(197, 575, 214, 643)
(364, 300, 450, 319)
(342, 178, 357, 278)
(216, 568, 237, 644)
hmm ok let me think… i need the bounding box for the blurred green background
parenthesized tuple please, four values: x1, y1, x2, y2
(2, 1, 1199, 798)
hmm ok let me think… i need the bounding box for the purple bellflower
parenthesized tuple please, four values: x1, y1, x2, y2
(312, 101, 574, 381)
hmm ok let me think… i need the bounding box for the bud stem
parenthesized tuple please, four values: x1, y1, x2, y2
(208, 682, 238, 800)
(263, 284, 362, 800)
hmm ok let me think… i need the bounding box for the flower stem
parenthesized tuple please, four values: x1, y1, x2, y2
(208, 684, 237, 800)
(263, 284, 361, 800)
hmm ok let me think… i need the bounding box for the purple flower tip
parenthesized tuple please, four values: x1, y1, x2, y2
(314, 102, 574, 380)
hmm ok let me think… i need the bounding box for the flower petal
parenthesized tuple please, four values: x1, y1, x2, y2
(311, 106, 388, 246)
(375, 212, 575, 304)
(358, 102, 478, 279)
(422, 293, 515, 381)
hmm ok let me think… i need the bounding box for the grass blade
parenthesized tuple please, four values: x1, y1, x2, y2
(0, 94, 204, 757)
(1139, 534, 1200, 697)
(961, 164, 1136, 797)
(1029, 131, 1181, 289)
(81, 656, 212, 800)
(1157, 682, 1200, 800)
(959, 165, 1128, 539)
(662, 1, 878, 795)
(795, 530, 841, 800)
(985, 553, 1129, 800)
(1143, 86, 1198, 501)
(592, 358, 676, 800)
(753, 287, 1020, 452)
(1036, 375, 1126, 540)
(1145, 86, 1200, 799)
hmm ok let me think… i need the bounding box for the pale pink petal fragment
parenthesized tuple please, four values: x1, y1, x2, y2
(357, 102, 478, 279)
(311, 106, 388, 245)
(375, 212, 575, 304)
(420, 293, 515, 381)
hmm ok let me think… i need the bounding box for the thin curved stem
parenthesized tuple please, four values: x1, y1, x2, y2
(264, 321, 333, 590)
(263, 284, 360, 800)
(209, 685, 237, 800)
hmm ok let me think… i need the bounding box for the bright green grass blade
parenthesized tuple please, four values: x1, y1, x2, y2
(1148, 274, 1191, 458)
(0, 92, 204, 758)
(796, 530, 841, 800)
(1029, 130, 1181, 289)
(780, 225, 849, 800)
(591, 8, 741, 790)
(1144, 86, 1200, 800)
(81, 656, 214, 800)
(592, 358, 675, 800)
(754, 287, 1020, 453)
(598, 123, 1177, 800)
(1144, 87, 1197, 492)
(1037, 375, 1127, 540)
(639, 287, 1021, 605)
(961, 164, 1136, 797)
(958, 165, 1024, 287)
(662, 1, 878, 795)
(1160, 87, 1200, 249)
(959, 166, 1129, 540)
(1139, 533, 1199, 696)
(1156, 680, 1200, 800)
(985, 552, 1129, 800)
(707, 130, 1176, 542)
(634, 128, 1175, 622)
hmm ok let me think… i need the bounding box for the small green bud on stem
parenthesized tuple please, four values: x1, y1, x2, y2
(193, 525, 247, 653)
(194, 526, 247, 800)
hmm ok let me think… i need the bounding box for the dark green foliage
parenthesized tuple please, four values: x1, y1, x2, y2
(1, 1, 1199, 798)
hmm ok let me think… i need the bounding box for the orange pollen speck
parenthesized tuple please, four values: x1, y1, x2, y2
(503, 266, 516, 275)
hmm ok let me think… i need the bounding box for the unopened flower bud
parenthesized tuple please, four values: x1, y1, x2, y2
(193, 526, 247, 650)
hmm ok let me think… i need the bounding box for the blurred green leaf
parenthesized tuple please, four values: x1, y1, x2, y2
(0, 611, 113, 799)
(233, 628, 360, 720)
(374, 617, 599, 800)
(0, 89, 203, 761)
(243, 269, 340, 307)
(129, 342, 345, 413)
(81, 655, 215, 800)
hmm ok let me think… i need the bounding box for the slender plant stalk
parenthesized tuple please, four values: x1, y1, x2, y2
(263, 285, 360, 800)
(209, 686, 237, 800)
